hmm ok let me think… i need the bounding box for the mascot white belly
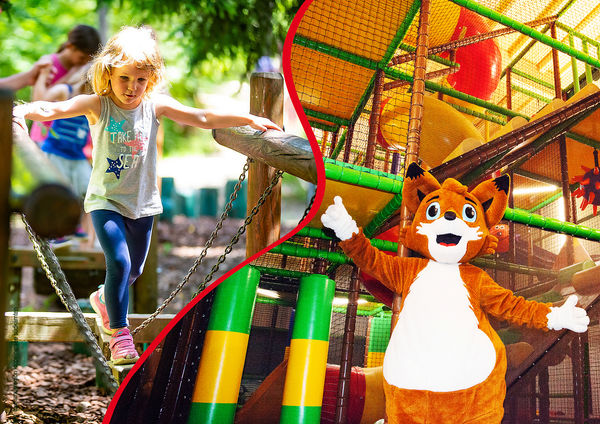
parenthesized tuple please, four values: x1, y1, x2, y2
(383, 261, 496, 392)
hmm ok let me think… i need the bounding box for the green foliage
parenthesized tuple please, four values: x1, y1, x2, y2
(0, 0, 99, 87)
(98, 0, 302, 76)
(1, 0, 300, 157)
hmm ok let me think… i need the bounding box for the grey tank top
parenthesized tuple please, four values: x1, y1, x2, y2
(84, 96, 162, 219)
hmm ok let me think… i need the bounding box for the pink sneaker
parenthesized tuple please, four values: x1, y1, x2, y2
(109, 328, 139, 365)
(90, 286, 113, 335)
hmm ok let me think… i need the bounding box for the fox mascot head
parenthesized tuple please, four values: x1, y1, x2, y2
(400, 162, 510, 263)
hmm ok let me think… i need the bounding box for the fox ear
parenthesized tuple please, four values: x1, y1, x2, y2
(402, 162, 442, 214)
(470, 174, 510, 227)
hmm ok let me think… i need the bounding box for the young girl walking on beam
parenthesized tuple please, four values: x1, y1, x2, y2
(14, 26, 281, 365)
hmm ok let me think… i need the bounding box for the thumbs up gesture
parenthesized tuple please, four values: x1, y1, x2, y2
(320, 196, 359, 241)
(546, 295, 590, 333)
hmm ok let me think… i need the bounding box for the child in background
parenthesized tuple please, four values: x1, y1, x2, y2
(14, 26, 282, 365)
(33, 65, 96, 247)
(30, 24, 101, 143)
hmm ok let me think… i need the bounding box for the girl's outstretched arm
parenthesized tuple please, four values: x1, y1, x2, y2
(154, 94, 282, 132)
(13, 94, 101, 125)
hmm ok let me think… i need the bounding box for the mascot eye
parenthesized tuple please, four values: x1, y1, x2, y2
(462, 204, 477, 222)
(426, 202, 441, 220)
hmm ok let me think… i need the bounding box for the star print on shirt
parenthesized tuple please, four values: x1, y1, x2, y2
(106, 156, 123, 179)
(124, 132, 147, 159)
(105, 117, 126, 133)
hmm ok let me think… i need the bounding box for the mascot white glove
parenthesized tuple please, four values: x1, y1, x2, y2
(320, 196, 359, 241)
(546, 295, 589, 333)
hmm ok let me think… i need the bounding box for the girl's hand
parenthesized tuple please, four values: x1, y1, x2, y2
(248, 115, 283, 132)
(31, 57, 55, 83)
(13, 103, 30, 120)
(12, 104, 29, 130)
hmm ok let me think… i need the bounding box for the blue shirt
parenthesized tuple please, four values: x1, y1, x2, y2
(41, 115, 90, 160)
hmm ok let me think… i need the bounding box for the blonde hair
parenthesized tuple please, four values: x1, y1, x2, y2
(88, 26, 165, 97)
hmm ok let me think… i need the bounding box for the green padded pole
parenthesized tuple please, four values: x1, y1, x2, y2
(280, 274, 335, 423)
(188, 266, 260, 424)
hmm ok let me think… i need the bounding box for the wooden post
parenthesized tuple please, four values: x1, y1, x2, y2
(572, 335, 586, 424)
(393, 0, 431, 330)
(551, 23, 563, 99)
(328, 129, 339, 159)
(559, 135, 574, 265)
(506, 67, 512, 110)
(508, 171, 516, 291)
(246, 73, 284, 258)
(0, 89, 13, 411)
(320, 131, 329, 156)
(343, 123, 355, 164)
(364, 69, 384, 169)
(538, 367, 550, 422)
(335, 267, 360, 424)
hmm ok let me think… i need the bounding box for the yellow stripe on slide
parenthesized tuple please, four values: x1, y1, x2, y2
(192, 330, 249, 404)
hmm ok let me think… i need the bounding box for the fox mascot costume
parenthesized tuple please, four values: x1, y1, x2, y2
(321, 162, 589, 424)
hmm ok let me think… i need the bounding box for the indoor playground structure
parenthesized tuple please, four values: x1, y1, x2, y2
(89, 0, 600, 423)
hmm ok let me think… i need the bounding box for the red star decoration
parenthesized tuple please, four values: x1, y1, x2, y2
(124, 132, 147, 159)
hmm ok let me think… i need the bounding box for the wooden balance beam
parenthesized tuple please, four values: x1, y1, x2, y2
(5, 312, 175, 383)
(4, 312, 174, 344)
(8, 246, 106, 270)
(212, 126, 318, 184)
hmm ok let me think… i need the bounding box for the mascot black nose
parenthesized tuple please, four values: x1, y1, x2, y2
(444, 211, 456, 220)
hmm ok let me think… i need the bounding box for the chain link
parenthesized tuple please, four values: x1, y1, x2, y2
(10, 279, 19, 407)
(131, 159, 251, 336)
(20, 215, 119, 393)
(191, 169, 284, 298)
(299, 191, 316, 225)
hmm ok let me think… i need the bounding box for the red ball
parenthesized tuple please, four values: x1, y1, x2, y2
(445, 8, 502, 101)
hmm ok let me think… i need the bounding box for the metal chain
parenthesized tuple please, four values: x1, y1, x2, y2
(20, 215, 119, 393)
(299, 191, 317, 225)
(131, 159, 251, 336)
(10, 280, 19, 407)
(191, 169, 284, 298)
